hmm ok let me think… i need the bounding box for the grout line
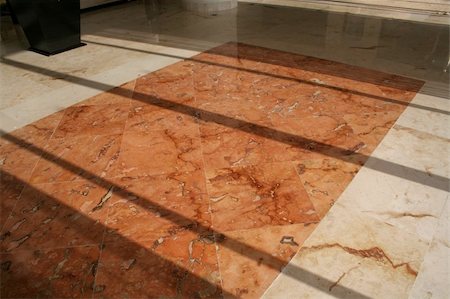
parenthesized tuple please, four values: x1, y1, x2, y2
(0, 243, 103, 253)
(290, 160, 323, 220)
(190, 60, 226, 299)
(89, 80, 136, 299)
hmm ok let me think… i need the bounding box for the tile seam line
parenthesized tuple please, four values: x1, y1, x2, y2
(190, 61, 227, 299)
(89, 79, 136, 299)
(290, 160, 325, 219)
(0, 243, 103, 254)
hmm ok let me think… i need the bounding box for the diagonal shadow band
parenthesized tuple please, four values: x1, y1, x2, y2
(1, 58, 448, 191)
(0, 156, 371, 299)
(81, 39, 449, 116)
(0, 170, 233, 299)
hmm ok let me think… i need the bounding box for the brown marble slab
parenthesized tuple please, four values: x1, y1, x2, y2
(0, 42, 423, 298)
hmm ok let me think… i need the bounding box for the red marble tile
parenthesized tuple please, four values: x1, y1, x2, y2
(294, 158, 360, 218)
(95, 171, 222, 298)
(199, 120, 282, 171)
(52, 104, 130, 139)
(198, 114, 365, 174)
(216, 223, 318, 298)
(110, 125, 203, 179)
(0, 112, 64, 182)
(342, 111, 401, 155)
(201, 42, 423, 97)
(93, 233, 222, 299)
(103, 170, 211, 245)
(207, 162, 319, 232)
(0, 245, 100, 298)
(0, 179, 112, 252)
(29, 134, 121, 184)
(0, 173, 24, 230)
(126, 61, 198, 132)
(272, 114, 368, 162)
(193, 61, 277, 126)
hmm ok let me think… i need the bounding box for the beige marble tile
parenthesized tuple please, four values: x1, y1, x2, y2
(371, 125, 449, 179)
(262, 204, 429, 299)
(408, 200, 449, 299)
(396, 84, 450, 140)
(337, 165, 448, 243)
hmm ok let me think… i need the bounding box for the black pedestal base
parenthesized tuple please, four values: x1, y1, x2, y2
(29, 42, 86, 56)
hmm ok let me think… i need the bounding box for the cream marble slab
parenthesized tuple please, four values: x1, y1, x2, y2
(370, 125, 449, 179)
(409, 200, 449, 299)
(337, 165, 448, 243)
(396, 84, 450, 140)
(262, 203, 430, 299)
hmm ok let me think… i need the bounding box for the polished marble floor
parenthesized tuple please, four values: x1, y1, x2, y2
(0, 41, 429, 298)
(0, 1, 449, 299)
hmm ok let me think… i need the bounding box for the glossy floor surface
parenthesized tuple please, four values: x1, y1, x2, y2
(0, 1, 449, 298)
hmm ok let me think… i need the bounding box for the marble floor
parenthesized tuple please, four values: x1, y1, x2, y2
(0, 1, 449, 299)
